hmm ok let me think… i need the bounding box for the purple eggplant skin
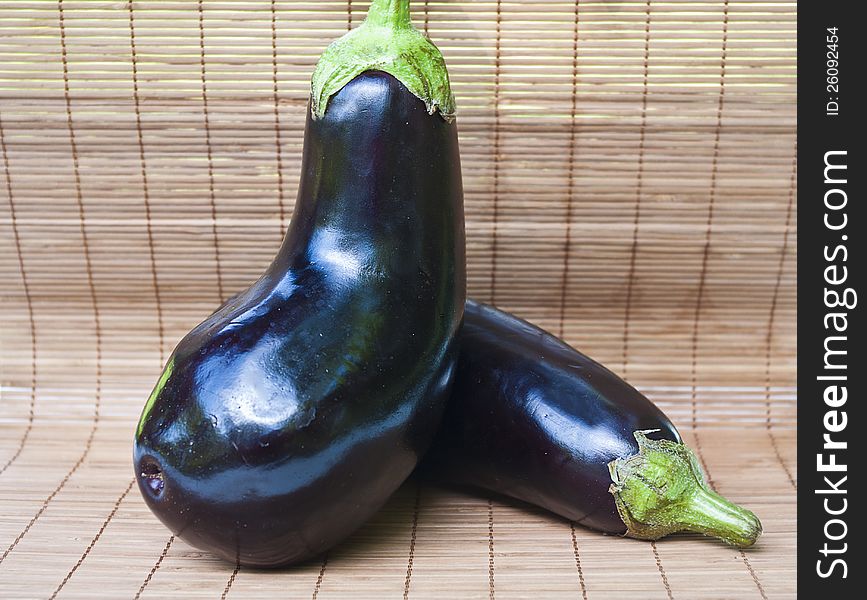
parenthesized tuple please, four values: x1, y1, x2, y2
(134, 72, 465, 568)
(425, 300, 679, 534)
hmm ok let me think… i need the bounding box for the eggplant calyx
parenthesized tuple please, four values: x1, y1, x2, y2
(608, 430, 762, 548)
(311, 0, 455, 121)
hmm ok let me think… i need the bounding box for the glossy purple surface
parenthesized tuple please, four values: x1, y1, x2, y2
(134, 72, 465, 567)
(426, 300, 680, 534)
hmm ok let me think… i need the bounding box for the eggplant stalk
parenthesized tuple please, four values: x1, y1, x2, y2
(608, 431, 762, 547)
(311, 0, 455, 120)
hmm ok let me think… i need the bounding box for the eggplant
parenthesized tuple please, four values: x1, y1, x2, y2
(134, 0, 464, 568)
(425, 300, 761, 547)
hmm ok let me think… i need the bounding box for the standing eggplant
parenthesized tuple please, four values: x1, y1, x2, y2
(425, 300, 761, 547)
(134, 0, 464, 567)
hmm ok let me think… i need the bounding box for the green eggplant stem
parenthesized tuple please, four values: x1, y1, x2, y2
(364, 0, 411, 28)
(311, 0, 455, 120)
(608, 430, 762, 548)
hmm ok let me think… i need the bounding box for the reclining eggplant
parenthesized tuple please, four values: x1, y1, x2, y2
(424, 300, 761, 547)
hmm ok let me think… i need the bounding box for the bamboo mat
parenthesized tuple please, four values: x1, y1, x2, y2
(0, 423, 795, 599)
(1, 0, 795, 597)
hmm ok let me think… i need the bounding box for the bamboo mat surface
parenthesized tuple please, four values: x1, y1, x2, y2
(0, 423, 794, 600)
(1, 0, 795, 597)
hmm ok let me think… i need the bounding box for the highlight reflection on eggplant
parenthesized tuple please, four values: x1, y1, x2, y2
(424, 300, 762, 548)
(134, 0, 464, 568)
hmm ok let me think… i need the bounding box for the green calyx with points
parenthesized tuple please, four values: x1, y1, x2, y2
(608, 430, 762, 548)
(311, 0, 455, 121)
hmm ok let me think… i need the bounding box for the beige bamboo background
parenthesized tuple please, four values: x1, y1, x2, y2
(1, 1, 795, 598)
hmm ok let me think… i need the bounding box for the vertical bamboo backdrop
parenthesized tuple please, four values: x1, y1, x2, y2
(1, 1, 795, 598)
